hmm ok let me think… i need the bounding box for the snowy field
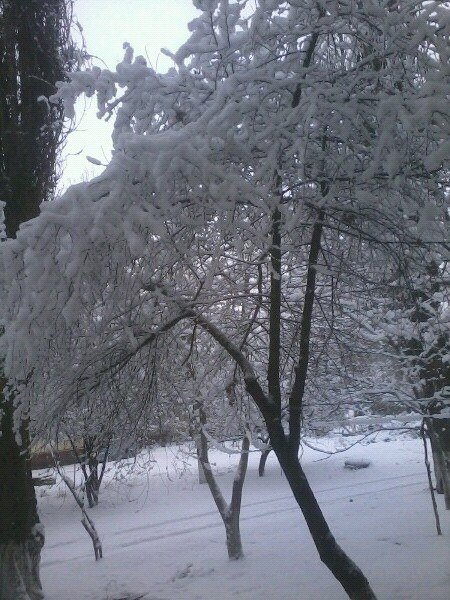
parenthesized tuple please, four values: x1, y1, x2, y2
(37, 435, 449, 600)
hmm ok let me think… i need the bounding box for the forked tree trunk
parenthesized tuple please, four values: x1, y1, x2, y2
(196, 425, 250, 560)
(194, 311, 377, 598)
(66, 434, 110, 508)
(421, 423, 442, 535)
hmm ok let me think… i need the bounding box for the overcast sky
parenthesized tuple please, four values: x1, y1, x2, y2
(61, 0, 199, 190)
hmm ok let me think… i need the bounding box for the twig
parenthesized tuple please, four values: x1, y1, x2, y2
(303, 426, 418, 460)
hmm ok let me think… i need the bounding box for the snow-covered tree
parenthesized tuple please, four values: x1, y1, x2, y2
(0, 1, 80, 597)
(378, 252, 450, 505)
(2, 1, 448, 598)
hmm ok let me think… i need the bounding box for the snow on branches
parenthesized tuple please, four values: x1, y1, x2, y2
(0, 0, 448, 431)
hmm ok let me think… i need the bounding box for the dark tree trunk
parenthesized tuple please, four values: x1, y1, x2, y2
(83, 440, 100, 508)
(433, 452, 444, 494)
(85, 459, 101, 508)
(288, 212, 324, 456)
(66, 434, 109, 508)
(258, 448, 272, 477)
(421, 422, 442, 535)
(85, 470, 99, 509)
(426, 417, 450, 509)
(0, 2, 76, 597)
(0, 380, 45, 600)
(193, 401, 208, 484)
(267, 422, 377, 600)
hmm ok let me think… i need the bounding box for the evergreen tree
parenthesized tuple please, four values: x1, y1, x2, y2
(0, 2, 77, 597)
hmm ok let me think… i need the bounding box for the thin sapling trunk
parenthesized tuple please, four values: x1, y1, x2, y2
(421, 421, 442, 535)
(54, 459, 103, 561)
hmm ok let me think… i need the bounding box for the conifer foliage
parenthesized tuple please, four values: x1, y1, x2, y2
(0, 2, 78, 598)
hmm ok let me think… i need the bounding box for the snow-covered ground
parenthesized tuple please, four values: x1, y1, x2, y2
(37, 435, 450, 600)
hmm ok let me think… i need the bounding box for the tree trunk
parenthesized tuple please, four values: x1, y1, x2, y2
(0, 1, 76, 596)
(195, 438, 207, 484)
(0, 536, 45, 600)
(268, 424, 377, 600)
(196, 422, 249, 560)
(432, 454, 444, 494)
(226, 434, 250, 559)
(194, 308, 376, 596)
(0, 383, 44, 600)
(426, 417, 450, 509)
(224, 512, 244, 560)
(193, 401, 207, 484)
(85, 458, 100, 508)
(421, 423, 442, 535)
(85, 478, 99, 509)
(258, 448, 272, 477)
(57, 471, 103, 561)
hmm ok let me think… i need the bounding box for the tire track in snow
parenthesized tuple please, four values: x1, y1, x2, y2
(45, 470, 421, 551)
(41, 475, 424, 567)
(118, 479, 423, 549)
(118, 470, 423, 536)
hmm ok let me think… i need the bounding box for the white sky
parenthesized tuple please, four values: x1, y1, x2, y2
(61, 0, 199, 190)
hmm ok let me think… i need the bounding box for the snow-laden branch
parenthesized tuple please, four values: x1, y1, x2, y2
(0, 0, 447, 443)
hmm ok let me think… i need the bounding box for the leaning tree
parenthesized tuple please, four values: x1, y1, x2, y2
(2, 2, 448, 599)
